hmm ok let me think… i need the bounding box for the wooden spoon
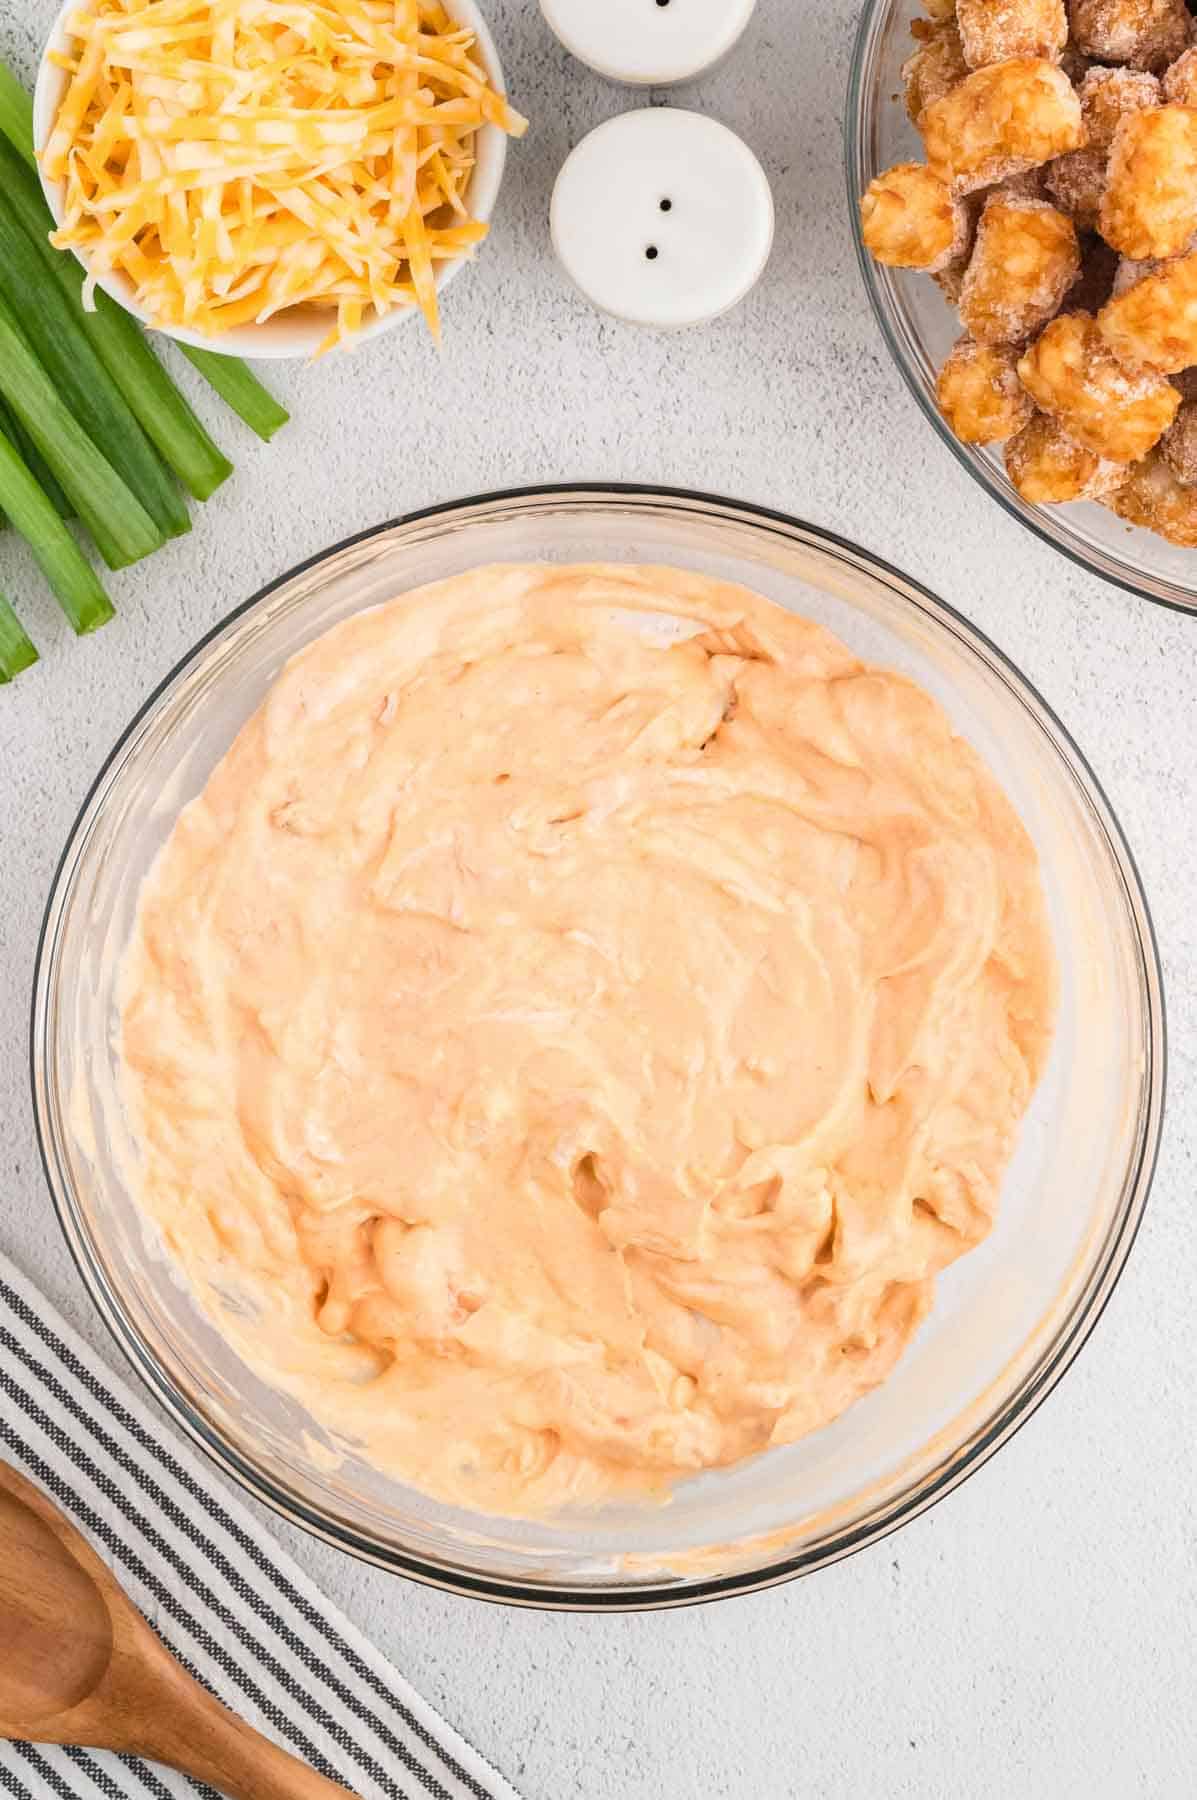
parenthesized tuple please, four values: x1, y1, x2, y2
(0, 1459, 358, 1800)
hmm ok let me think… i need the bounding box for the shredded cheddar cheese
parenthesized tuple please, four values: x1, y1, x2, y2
(43, 0, 528, 351)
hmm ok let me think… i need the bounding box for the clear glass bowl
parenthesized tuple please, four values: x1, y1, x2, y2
(31, 487, 1164, 1610)
(846, 0, 1197, 617)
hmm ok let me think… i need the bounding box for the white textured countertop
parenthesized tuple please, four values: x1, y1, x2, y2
(1, 3, 1194, 1795)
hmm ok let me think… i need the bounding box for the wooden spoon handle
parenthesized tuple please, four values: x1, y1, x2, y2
(141, 1687, 358, 1800)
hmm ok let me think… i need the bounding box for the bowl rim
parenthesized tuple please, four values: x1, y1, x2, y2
(31, 0, 510, 360)
(30, 482, 1167, 1611)
(844, 0, 1197, 619)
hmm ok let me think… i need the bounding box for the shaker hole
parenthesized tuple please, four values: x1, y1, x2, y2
(660, 198, 672, 212)
(645, 245, 659, 260)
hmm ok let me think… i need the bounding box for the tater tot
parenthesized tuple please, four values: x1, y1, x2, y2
(1162, 47, 1197, 107)
(923, 0, 959, 20)
(1098, 249, 1197, 370)
(1069, 0, 1189, 73)
(859, 162, 967, 270)
(1159, 398, 1197, 481)
(921, 58, 1085, 192)
(904, 20, 970, 125)
(957, 0, 1067, 67)
(936, 337, 1037, 441)
(1100, 105, 1197, 258)
(1044, 148, 1108, 229)
(1079, 65, 1160, 146)
(958, 0, 1067, 68)
(1104, 446, 1197, 540)
(1017, 309, 1179, 457)
(959, 196, 1080, 342)
(1005, 410, 1126, 498)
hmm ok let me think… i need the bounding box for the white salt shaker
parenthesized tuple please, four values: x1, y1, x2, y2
(550, 109, 774, 329)
(541, 0, 758, 87)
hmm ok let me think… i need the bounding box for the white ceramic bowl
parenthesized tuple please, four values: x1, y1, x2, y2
(32, 0, 510, 359)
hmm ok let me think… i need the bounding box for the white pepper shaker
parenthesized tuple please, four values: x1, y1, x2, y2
(550, 109, 774, 329)
(540, 0, 758, 87)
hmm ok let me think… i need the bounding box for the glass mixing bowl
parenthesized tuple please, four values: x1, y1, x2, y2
(846, 0, 1197, 617)
(31, 487, 1164, 1610)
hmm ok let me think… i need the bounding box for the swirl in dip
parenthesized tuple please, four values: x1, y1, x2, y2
(119, 564, 1056, 1516)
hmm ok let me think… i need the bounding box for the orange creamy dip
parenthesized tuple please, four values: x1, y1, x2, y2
(119, 564, 1056, 1515)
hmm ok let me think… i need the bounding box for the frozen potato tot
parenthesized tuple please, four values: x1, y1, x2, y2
(921, 58, 1085, 192)
(904, 20, 970, 125)
(1078, 65, 1160, 145)
(1100, 105, 1197, 258)
(1017, 309, 1179, 457)
(923, 0, 959, 20)
(1044, 148, 1108, 228)
(958, 0, 1067, 68)
(1098, 249, 1197, 370)
(1105, 446, 1197, 540)
(936, 337, 1036, 440)
(1162, 47, 1197, 107)
(860, 162, 967, 270)
(1159, 398, 1197, 481)
(1069, 0, 1189, 72)
(959, 195, 1080, 342)
(1005, 410, 1126, 498)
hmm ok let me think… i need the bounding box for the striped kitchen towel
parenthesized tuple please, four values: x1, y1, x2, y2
(0, 1250, 521, 1800)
